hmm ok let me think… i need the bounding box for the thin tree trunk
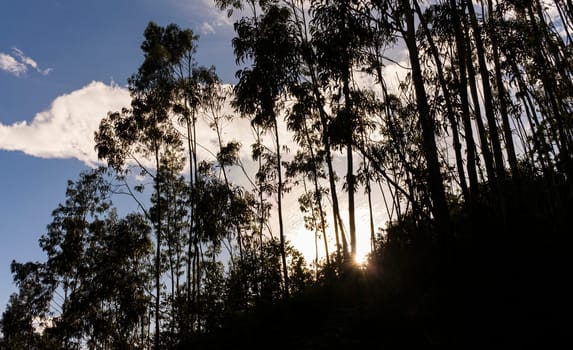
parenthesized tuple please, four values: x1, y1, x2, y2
(153, 143, 161, 350)
(213, 112, 244, 261)
(364, 161, 376, 256)
(310, 68, 347, 261)
(274, 120, 290, 299)
(346, 141, 357, 261)
(301, 115, 330, 265)
(183, 87, 196, 337)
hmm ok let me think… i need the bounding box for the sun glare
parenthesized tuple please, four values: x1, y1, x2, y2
(354, 249, 369, 266)
(291, 224, 373, 268)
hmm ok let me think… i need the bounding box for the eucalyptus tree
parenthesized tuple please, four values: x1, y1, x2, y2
(200, 76, 250, 260)
(217, 0, 301, 298)
(152, 155, 189, 339)
(154, 27, 246, 338)
(270, 0, 347, 262)
(462, 0, 506, 183)
(1, 262, 54, 349)
(52, 174, 151, 348)
(164, 27, 203, 329)
(191, 160, 256, 325)
(36, 169, 120, 347)
(291, 0, 351, 261)
(365, 0, 451, 240)
(413, 1, 474, 203)
(311, 0, 375, 261)
(286, 87, 331, 267)
(497, 0, 573, 178)
(2, 169, 153, 349)
(95, 21, 185, 348)
(286, 149, 331, 267)
(54, 212, 152, 348)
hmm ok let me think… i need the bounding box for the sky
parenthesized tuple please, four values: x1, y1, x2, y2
(0, 0, 390, 314)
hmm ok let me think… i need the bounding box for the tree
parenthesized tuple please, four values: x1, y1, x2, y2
(311, 0, 373, 262)
(1, 262, 54, 349)
(95, 22, 186, 347)
(2, 169, 152, 348)
(224, 1, 300, 298)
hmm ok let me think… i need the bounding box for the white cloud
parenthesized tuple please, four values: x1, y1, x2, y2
(0, 78, 256, 170)
(0, 80, 256, 170)
(12, 48, 39, 69)
(170, 0, 233, 35)
(0, 47, 53, 76)
(0, 52, 27, 76)
(0, 81, 131, 166)
(201, 22, 216, 35)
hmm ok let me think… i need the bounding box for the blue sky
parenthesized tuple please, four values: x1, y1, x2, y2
(0, 0, 240, 314)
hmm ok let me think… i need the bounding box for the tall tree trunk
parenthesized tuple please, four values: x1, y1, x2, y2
(327, 143, 348, 260)
(403, 0, 451, 238)
(346, 141, 357, 260)
(302, 118, 330, 265)
(274, 120, 290, 299)
(364, 160, 376, 256)
(183, 86, 196, 337)
(153, 143, 161, 350)
(309, 65, 347, 260)
(342, 76, 357, 261)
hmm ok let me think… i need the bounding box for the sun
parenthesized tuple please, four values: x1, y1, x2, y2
(291, 227, 373, 267)
(354, 249, 369, 266)
(353, 237, 371, 266)
(289, 210, 376, 268)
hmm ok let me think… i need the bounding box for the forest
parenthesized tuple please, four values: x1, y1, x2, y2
(1, 0, 571, 348)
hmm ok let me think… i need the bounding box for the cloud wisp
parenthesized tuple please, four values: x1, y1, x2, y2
(170, 0, 233, 35)
(0, 52, 27, 76)
(0, 47, 53, 77)
(0, 81, 131, 166)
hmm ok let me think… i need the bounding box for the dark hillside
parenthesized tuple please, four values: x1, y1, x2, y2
(187, 175, 571, 348)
